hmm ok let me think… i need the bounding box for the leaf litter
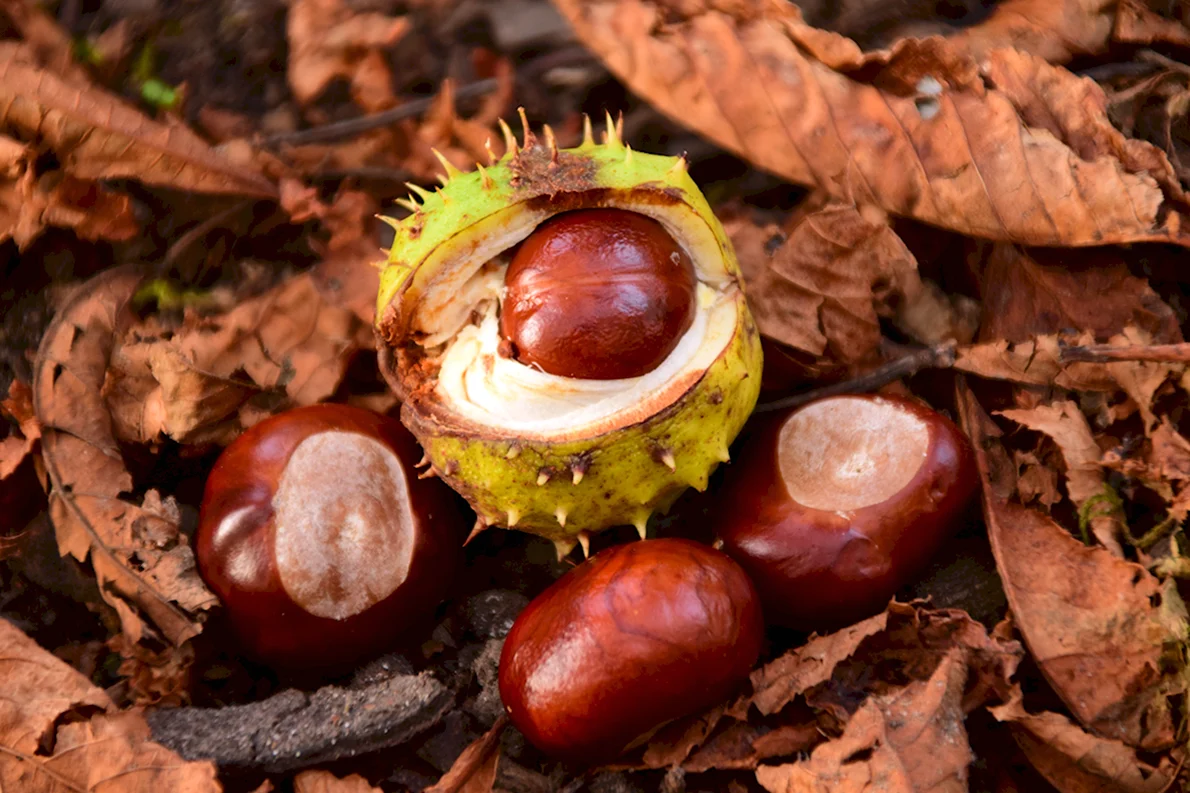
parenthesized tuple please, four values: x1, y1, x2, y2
(4, 0, 1190, 791)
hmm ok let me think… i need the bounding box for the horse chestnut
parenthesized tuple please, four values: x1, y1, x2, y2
(498, 538, 763, 762)
(500, 208, 697, 380)
(714, 394, 977, 631)
(196, 403, 464, 670)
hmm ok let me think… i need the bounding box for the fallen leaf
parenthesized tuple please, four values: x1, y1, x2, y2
(1, 162, 139, 250)
(286, 0, 409, 106)
(294, 770, 384, 793)
(756, 649, 970, 793)
(0, 619, 220, 793)
(0, 42, 275, 197)
(34, 268, 217, 646)
(731, 203, 917, 364)
(0, 380, 39, 479)
(990, 688, 1176, 793)
(424, 716, 506, 793)
(954, 333, 1117, 391)
(1013, 449, 1062, 509)
(750, 610, 889, 717)
(1105, 327, 1180, 433)
(998, 400, 1126, 553)
(978, 245, 1181, 345)
(105, 272, 372, 446)
(957, 382, 1186, 751)
(1114, 0, 1190, 48)
(948, 0, 1114, 64)
(0, 0, 89, 81)
(551, 1, 1190, 247)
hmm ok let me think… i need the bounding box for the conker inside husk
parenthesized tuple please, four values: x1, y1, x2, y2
(713, 394, 977, 631)
(500, 208, 697, 380)
(196, 403, 465, 670)
(498, 537, 763, 762)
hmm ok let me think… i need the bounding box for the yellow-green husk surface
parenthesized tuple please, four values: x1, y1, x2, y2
(375, 119, 763, 553)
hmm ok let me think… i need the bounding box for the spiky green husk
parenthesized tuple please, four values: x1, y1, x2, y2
(375, 115, 763, 550)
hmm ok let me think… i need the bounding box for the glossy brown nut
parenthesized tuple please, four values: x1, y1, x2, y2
(498, 537, 764, 763)
(196, 403, 464, 670)
(500, 208, 697, 380)
(713, 394, 977, 631)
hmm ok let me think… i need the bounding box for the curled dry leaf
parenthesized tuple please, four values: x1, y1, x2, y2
(33, 268, 217, 647)
(0, 380, 39, 479)
(990, 688, 1178, 793)
(632, 603, 1022, 775)
(756, 649, 970, 793)
(1114, 0, 1190, 48)
(977, 245, 1181, 345)
(956, 381, 1187, 752)
(286, 0, 409, 107)
(998, 400, 1127, 554)
(0, 42, 275, 198)
(0, 619, 220, 793)
(1, 152, 139, 250)
(104, 272, 373, 447)
(423, 716, 506, 793)
(955, 332, 1120, 392)
(294, 770, 384, 793)
(728, 203, 917, 365)
(551, 0, 1190, 247)
(947, 0, 1115, 64)
(284, 184, 383, 325)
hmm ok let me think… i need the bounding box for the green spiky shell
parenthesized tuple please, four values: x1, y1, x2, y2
(375, 117, 763, 553)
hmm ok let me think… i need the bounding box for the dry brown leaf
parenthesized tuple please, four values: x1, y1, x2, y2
(0, 380, 40, 479)
(0, 43, 275, 197)
(105, 272, 371, 446)
(998, 400, 1126, 553)
(954, 333, 1118, 391)
(730, 203, 917, 364)
(1, 161, 139, 250)
(552, 1, 1190, 247)
(957, 382, 1185, 752)
(1115, 0, 1190, 48)
(0, 0, 89, 81)
(756, 649, 970, 793)
(294, 770, 383, 793)
(1013, 449, 1062, 509)
(0, 618, 112, 752)
(286, 185, 383, 325)
(287, 0, 409, 106)
(1105, 327, 1180, 433)
(637, 603, 1021, 774)
(0, 619, 220, 793)
(34, 268, 217, 646)
(990, 689, 1176, 793)
(108, 631, 194, 708)
(423, 717, 505, 793)
(978, 245, 1181, 345)
(947, 0, 1114, 64)
(682, 720, 820, 773)
(749, 610, 888, 717)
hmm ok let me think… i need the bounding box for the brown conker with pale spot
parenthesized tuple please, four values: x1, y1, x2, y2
(498, 538, 763, 763)
(500, 208, 698, 380)
(713, 394, 977, 631)
(196, 403, 465, 670)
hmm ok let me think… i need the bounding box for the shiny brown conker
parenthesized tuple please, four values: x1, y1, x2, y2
(713, 394, 977, 631)
(499, 208, 698, 380)
(196, 403, 464, 670)
(498, 537, 763, 763)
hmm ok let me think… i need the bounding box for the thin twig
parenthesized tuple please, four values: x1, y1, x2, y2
(754, 342, 957, 414)
(1059, 343, 1190, 363)
(263, 78, 499, 147)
